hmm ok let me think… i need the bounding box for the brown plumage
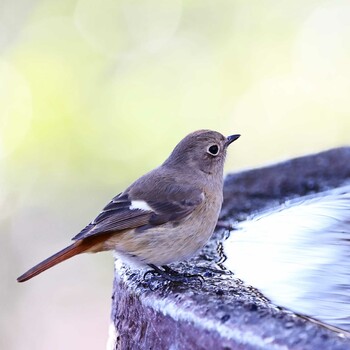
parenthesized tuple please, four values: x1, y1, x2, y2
(17, 130, 240, 283)
(17, 235, 107, 282)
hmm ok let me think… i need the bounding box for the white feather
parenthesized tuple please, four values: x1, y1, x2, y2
(130, 200, 152, 211)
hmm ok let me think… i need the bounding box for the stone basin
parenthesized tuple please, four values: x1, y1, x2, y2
(109, 147, 350, 350)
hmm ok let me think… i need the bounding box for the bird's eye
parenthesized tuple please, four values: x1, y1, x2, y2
(207, 144, 220, 156)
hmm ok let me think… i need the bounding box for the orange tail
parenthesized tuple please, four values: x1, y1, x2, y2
(17, 237, 102, 283)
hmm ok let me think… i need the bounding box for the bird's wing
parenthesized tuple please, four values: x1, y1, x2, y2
(72, 185, 204, 241)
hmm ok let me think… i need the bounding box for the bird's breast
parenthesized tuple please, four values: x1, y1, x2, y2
(110, 191, 223, 266)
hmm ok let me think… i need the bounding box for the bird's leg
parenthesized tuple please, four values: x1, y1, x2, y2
(143, 264, 204, 285)
(161, 265, 205, 284)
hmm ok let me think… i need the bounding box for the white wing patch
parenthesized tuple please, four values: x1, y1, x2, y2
(130, 200, 152, 211)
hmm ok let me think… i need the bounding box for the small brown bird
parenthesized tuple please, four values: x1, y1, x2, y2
(17, 130, 240, 283)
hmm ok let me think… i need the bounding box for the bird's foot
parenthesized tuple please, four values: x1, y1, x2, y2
(143, 264, 204, 288)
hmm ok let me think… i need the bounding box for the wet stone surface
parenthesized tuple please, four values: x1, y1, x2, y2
(110, 147, 350, 350)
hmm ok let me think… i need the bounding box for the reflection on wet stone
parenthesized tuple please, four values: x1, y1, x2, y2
(225, 185, 350, 331)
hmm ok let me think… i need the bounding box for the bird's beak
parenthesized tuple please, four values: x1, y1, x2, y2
(226, 134, 240, 146)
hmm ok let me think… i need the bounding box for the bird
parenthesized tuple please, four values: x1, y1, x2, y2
(17, 129, 240, 283)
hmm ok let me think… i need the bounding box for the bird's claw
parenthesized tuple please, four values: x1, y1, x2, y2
(143, 264, 204, 288)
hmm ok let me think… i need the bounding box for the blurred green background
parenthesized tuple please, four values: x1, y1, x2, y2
(1, 0, 349, 349)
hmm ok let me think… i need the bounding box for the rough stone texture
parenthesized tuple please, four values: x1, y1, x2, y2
(110, 147, 350, 350)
